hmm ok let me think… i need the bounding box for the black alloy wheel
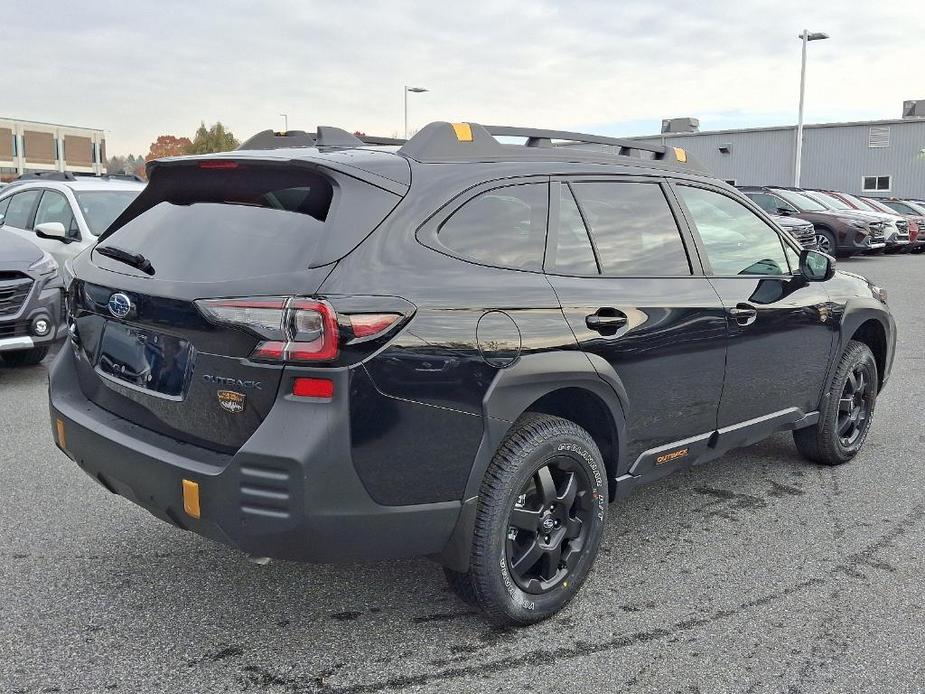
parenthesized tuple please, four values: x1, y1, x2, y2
(506, 459, 594, 594)
(836, 362, 872, 448)
(444, 413, 608, 626)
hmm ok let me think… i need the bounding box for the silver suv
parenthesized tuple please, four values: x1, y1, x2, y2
(0, 174, 144, 283)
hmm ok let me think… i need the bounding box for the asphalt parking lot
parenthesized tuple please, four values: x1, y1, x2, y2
(2, 252, 924, 694)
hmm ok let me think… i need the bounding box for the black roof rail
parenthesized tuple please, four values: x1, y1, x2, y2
(238, 127, 404, 151)
(397, 121, 705, 172)
(13, 171, 76, 182)
(73, 172, 145, 182)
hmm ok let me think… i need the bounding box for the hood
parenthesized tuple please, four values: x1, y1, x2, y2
(771, 215, 812, 229)
(0, 229, 43, 268)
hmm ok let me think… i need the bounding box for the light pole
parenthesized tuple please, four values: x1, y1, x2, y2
(404, 86, 428, 139)
(793, 30, 829, 187)
(280, 113, 288, 132)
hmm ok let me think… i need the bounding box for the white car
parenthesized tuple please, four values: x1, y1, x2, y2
(0, 174, 144, 282)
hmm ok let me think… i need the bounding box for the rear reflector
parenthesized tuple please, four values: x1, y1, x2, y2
(182, 479, 201, 519)
(292, 377, 334, 398)
(55, 417, 67, 451)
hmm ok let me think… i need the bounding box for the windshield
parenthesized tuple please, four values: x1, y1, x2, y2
(806, 191, 851, 211)
(774, 189, 827, 212)
(75, 191, 141, 236)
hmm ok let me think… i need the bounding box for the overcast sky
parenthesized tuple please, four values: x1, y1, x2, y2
(5, 0, 923, 155)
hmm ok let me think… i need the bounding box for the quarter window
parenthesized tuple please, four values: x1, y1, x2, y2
(0, 196, 10, 222)
(438, 183, 548, 271)
(569, 181, 691, 276)
(550, 184, 598, 275)
(862, 176, 891, 192)
(2, 189, 41, 229)
(678, 186, 790, 276)
(34, 190, 78, 237)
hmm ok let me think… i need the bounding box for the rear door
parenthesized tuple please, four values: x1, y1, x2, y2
(545, 176, 727, 468)
(672, 182, 837, 427)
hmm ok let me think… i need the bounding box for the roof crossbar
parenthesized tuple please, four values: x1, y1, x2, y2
(397, 121, 702, 171)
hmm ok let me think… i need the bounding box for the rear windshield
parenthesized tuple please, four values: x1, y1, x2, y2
(95, 166, 336, 281)
(75, 191, 140, 236)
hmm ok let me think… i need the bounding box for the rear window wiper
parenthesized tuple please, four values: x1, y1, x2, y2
(95, 245, 156, 276)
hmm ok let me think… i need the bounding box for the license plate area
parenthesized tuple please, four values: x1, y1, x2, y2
(96, 322, 192, 399)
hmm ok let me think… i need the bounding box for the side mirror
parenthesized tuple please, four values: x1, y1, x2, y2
(800, 249, 835, 282)
(776, 208, 794, 216)
(35, 221, 68, 241)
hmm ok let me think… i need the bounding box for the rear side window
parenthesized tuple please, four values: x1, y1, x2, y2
(0, 196, 10, 222)
(3, 189, 41, 229)
(570, 181, 691, 276)
(98, 166, 346, 282)
(438, 183, 548, 271)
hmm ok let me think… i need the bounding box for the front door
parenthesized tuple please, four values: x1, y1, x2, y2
(672, 183, 837, 427)
(544, 178, 728, 469)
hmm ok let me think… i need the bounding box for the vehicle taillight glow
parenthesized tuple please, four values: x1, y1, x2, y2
(348, 313, 402, 339)
(292, 377, 334, 398)
(198, 160, 239, 169)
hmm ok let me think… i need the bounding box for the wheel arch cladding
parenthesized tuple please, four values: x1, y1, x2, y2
(465, 351, 628, 502)
(849, 318, 887, 386)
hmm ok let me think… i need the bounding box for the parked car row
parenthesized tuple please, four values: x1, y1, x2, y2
(739, 185, 924, 257)
(0, 173, 143, 365)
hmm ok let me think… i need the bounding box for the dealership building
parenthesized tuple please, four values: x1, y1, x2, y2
(0, 117, 106, 181)
(633, 101, 925, 199)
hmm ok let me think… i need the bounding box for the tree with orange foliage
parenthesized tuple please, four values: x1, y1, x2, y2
(145, 135, 193, 161)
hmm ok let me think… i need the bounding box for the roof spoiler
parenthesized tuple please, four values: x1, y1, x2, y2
(238, 127, 407, 151)
(397, 121, 703, 171)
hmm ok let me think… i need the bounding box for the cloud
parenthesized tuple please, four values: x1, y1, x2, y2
(4, 0, 921, 154)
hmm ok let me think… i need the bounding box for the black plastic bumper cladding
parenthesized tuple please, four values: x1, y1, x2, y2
(49, 348, 461, 563)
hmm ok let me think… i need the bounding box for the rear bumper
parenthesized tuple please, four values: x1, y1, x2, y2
(48, 348, 462, 563)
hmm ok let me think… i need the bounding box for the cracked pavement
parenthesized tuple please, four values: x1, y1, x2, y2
(2, 253, 924, 693)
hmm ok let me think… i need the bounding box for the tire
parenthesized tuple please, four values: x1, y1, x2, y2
(814, 228, 837, 256)
(1, 345, 49, 367)
(445, 413, 608, 626)
(793, 340, 877, 465)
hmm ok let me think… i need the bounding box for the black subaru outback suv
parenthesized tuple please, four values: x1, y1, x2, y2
(49, 122, 895, 626)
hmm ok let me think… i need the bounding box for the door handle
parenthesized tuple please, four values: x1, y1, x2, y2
(728, 303, 758, 326)
(586, 309, 628, 334)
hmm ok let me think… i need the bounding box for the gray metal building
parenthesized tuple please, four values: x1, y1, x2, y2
(633, 106, 925, 199)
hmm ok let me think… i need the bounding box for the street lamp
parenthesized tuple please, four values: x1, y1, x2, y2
(280, 113, 288, 132)
(793, 30, 829, 187)
(404, 86, 429, 139)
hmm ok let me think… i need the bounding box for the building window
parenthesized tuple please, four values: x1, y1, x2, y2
(861, 176, 891, 192)
(868, 126, 890, 148)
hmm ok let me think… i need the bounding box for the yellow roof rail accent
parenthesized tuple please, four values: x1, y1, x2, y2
(673, 147, 688, 163)
(452, 123, 473, 142)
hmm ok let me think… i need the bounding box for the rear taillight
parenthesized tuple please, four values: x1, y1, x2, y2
(196, 297, 339, 363)
(195, 298, 406, 364)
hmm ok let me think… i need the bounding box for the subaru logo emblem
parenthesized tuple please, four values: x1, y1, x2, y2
(108, 292, 132, 319)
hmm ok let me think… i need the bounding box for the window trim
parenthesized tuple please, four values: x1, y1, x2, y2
(415, 175, 551, 274)
(861, 175, 891, 193)
(546, 174, 702, 279)
(668, 179, 802, 278)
